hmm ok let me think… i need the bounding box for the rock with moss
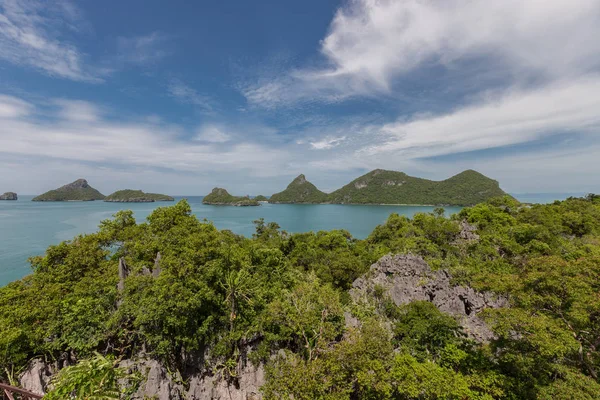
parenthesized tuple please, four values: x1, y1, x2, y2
(203, 188, 259, 206)
(0, 192, 17, 200)
(268, 174, 328, 204)
(32, 179, 105, 202)
(104, 190, 174, 203)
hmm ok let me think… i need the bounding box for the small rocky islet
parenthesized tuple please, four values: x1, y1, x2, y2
(0, 192, 18, 200)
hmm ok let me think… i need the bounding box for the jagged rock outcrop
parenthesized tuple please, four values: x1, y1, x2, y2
(19, 355, 265, 400)
(456, 220, 480, 243)
(19, 359, 55, 395)
(0, 191, 17, 200)
(351, 254, 507, 342)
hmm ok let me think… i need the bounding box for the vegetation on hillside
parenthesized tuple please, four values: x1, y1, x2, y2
(1, 194, 600, 398)
(328, 169, 509, 206)
(269, 174, 328, 203)
(203, 187, 259, 206)
(32, 179, 105, 201)
(104, 190, 174, 202)
(254, 195, 268, 201)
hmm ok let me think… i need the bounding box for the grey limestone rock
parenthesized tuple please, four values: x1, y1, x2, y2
(351, 254, 507, 342)
(0, 192, 17, 200)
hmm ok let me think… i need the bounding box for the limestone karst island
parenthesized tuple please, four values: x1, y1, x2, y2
(1, 1, 599, 399)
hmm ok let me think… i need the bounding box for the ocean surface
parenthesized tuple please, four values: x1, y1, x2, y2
(0, 192, 580, 285)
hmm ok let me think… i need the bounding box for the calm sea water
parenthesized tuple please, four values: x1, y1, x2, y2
(0, 192, 578, 285)
(0, 196, 464, 285)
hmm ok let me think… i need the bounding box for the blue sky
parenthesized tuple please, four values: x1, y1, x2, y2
(1, 0, 599, 196)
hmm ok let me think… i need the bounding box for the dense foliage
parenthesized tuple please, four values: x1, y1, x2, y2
(268, 174, 329, 203)
(202, 187, 259, 206)
(254, 195, 268, 201)
(32, 179, 105, 201)
(269, 169, 509, 206)
(104, 190, 174, 202)
(328, 169, 509, 206)
(2, 194, 600, 399)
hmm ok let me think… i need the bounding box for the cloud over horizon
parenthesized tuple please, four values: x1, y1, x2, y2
(0, 0, 599, 195)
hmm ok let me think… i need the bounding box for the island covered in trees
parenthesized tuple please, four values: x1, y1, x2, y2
(269, 169, 508, 206)
(32, 179, 105, 201)
(104, 190, 174, 203)
(1, 194, 600, 399)
(202, 187, 259, 206)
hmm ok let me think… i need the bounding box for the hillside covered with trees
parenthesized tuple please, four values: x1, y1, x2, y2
(269, 170, 509, 206)
(1, 195, 600, 398)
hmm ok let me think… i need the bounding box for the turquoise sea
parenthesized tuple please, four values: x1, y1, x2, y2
(0, 192, 581, 285)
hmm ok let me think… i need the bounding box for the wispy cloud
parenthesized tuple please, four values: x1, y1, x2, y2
(241, 0, 600, 108)
(0, 93, 287, 177)
(195, 125, 231, 143)
(364, 77, 600, 159)
(167, 79, 214, 113)
(310, 136, 347, 150)
(0, 0, 104, 82)
(116, 31, 168, 65)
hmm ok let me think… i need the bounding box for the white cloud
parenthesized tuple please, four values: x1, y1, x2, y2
(167, 79, 214, 113)
(0, 0, 102, 82)
(243, 0, 600, 107)
(116, 32, 168, 65)
(0, 93, 288, 179)
(195, 125, 231, 143)
(365, 77, 600, 158)
(0, 94, 32, 118)
(54, 99, 100, 122)
(310, 136, 347, 150)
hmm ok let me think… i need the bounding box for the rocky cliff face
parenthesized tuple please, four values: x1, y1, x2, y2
(19, 354, 265, 399)
(351, 254, 507, 342)
(0, 192, 17, 200)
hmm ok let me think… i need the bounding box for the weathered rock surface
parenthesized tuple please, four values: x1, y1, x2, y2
(351, 254, 507, 342)
(456, 220, 480, 243)
(0, 191, 17, 200)
(18, 354, 265, 400)
(19, 358, 54, 395)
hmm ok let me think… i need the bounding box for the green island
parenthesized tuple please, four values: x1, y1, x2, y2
(32, 179, 105, 202)
(269, 169, 509, 206)
(203, 187, 260, 206)
(2, 194, 600, 399)
(269, 174, 328, 203)
(254, 195, 269, 201)
(104, 190, 174, 203)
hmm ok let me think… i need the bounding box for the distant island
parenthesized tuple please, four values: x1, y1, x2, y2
(269, 169, 509, 206)
(32, 179, 105, 202)
(254, 195, 269, 201)
(269, 174, 328, 203)
(104, 190, 174, 203)
(0, 192, 17, 200)
(203, 188, 260, 206)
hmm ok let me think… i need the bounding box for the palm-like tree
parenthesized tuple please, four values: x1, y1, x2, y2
(221, 269, 255, 332)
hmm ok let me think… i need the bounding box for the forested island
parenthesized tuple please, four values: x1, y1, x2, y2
(1, 194, 600, 399)
(254, 195, 269, 201)
(269, 169, 509, 206)
(32, 179, 105, 201)
(203, 187, 260, 206)
(104, 190, 174, 203)
(0, 192, 17, 200)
